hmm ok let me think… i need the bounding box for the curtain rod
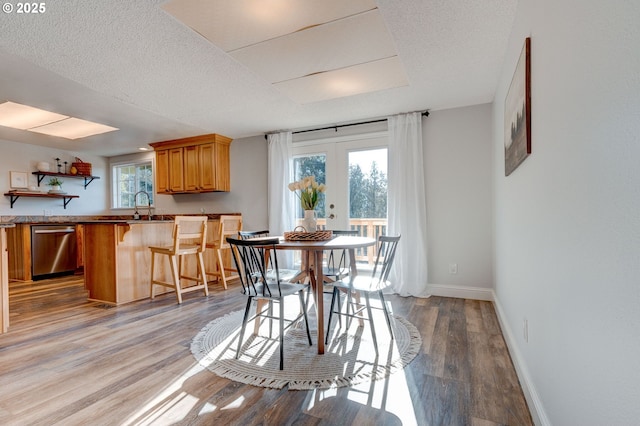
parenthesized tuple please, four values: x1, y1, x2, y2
(265, 110, 429, 139)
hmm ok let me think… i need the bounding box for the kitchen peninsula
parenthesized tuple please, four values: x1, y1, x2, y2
(82, 215, 237, 305)
(1, 222, 15, 333)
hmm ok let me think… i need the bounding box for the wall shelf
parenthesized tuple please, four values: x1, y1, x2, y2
(32, 172, 100, 189)
(4, 192, 79, 209)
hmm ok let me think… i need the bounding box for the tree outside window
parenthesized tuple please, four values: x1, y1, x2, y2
(113, 162, 154, 208)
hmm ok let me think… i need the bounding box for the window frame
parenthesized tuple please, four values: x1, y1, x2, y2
(111, 158, 155, 210)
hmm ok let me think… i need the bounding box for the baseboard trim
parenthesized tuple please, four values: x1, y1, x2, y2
(426, 283, 493, 301)
(492, 293, 551, 426)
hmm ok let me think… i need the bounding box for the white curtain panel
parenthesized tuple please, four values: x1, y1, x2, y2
(267, 131, 294, 267)
(387, 113, 430, 297)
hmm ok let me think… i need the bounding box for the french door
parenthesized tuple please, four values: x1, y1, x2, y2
(291, 133, 388, 234)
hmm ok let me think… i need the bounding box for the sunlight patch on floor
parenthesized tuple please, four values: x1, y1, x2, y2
(122, 363, 211, 426)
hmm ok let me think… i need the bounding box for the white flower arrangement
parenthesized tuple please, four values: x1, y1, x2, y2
(288, 175, 326, 210)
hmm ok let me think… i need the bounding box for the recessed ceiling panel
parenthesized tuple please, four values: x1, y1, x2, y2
(162, 0, 377, 51)
(0, 101, 68, 129)
(230, 10, 397, 83)
(274, 56, 408, 104)
(30, 117, 118, 139)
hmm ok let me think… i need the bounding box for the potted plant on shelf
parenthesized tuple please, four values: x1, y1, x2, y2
(47, 177, 64, 193)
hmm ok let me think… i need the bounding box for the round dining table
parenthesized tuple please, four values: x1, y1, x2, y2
(275, 235, 376, 354)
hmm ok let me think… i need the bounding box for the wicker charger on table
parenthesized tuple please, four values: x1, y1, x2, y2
(283, 227, 333, 241)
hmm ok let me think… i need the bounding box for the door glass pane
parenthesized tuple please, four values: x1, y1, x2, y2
(348, 148, 388, 265)
(292, 154, 326, 220)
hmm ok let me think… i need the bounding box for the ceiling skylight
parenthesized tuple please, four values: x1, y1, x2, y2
(0, 101, 118, 139)
(0, 101, 68, 129)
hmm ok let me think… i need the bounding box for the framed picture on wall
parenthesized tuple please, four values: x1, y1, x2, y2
(10, 171, 28, 189)
(504, 37, 531, 176)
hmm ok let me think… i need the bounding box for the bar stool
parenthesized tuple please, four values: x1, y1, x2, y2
(149, 216, 208, 304)
(206, 215, 242, 289)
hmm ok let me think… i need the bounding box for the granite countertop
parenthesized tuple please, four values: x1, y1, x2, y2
(0, 213, 240, 225)
(79, 220, 173, 224)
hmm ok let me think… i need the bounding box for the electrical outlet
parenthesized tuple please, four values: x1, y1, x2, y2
(43, 209, 52, 216)
(200, 207, 205, 214)
(449, 263, 458, 274)
(523, 318, 529, 343)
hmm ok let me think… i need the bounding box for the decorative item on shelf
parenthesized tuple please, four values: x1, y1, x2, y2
(47, 177, 64, 193)
(71, 157, 92, 176)
(36, 161, 50, 172)
(63, 161, 68, 174)
(69, 165, 78, 175)
(55, 157, 62, 173)
(288, 175, 326, 232)
(9, 171, 28, 189)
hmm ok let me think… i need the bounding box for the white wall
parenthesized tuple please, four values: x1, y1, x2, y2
(424, 104, 494, 297)
(0, 139, 109, 216)
(493, 1, 640, 424)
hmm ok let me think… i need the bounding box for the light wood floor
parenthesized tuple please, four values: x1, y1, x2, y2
(1, 276, 532, 425)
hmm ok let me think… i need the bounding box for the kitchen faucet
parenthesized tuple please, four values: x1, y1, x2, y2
(133, 190, 152, 220)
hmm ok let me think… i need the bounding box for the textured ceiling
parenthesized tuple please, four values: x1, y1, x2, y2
(0, 0, 516, 157)
(164, 1, 408, 103)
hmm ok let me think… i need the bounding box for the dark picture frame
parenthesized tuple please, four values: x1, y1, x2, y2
(504, 37, 531, 176)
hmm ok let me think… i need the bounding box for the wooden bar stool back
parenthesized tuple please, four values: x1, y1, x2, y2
(207, 215, 242, 288)
(149, 216, 208, 304)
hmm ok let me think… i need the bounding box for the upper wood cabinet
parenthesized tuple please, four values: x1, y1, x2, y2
(150, 134, 232, 194)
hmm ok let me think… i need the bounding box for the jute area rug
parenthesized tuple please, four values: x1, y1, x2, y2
(190, 304, 421, 390)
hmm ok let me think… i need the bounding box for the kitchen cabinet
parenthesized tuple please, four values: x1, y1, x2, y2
(151, 134, 232, 194)
(155, 147, 185, 193)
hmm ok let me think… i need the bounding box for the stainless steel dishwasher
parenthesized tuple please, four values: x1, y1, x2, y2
(31, 224, 77, 280)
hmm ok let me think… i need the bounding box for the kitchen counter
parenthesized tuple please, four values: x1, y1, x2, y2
(1, 213, 239, 224)
(82, 218, 230, 305)
(78, 220, 172, 224)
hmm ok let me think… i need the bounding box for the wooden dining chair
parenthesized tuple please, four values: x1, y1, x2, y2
(206, 215, 242, 289)
(149, 216, 208, 304)
(226, 236, 312, 370)
(325, 235, 401, 354)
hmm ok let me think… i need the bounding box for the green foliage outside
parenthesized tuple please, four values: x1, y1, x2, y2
(117, 163, 153, 208)
(293, 155, 387, 219)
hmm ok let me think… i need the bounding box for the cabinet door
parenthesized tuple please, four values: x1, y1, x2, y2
(155, 149, 170, 194)
(198, 143, 216, 191)
(214, 140, 231, 191)
(183, 145, 200, 192)
(168, 147, 184, 192)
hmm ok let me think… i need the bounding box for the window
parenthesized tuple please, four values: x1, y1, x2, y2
(112, 161, 154, 208)
(293, 154, 327, 218)
(291, 134, 387, 232)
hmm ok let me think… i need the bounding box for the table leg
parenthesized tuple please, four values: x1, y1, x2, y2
(348, 248, 358, 277)
(315, 250, 325, 354)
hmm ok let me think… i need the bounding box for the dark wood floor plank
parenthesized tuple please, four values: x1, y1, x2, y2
(0, 277, 532, 425)
(444, 298, 472, 382)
